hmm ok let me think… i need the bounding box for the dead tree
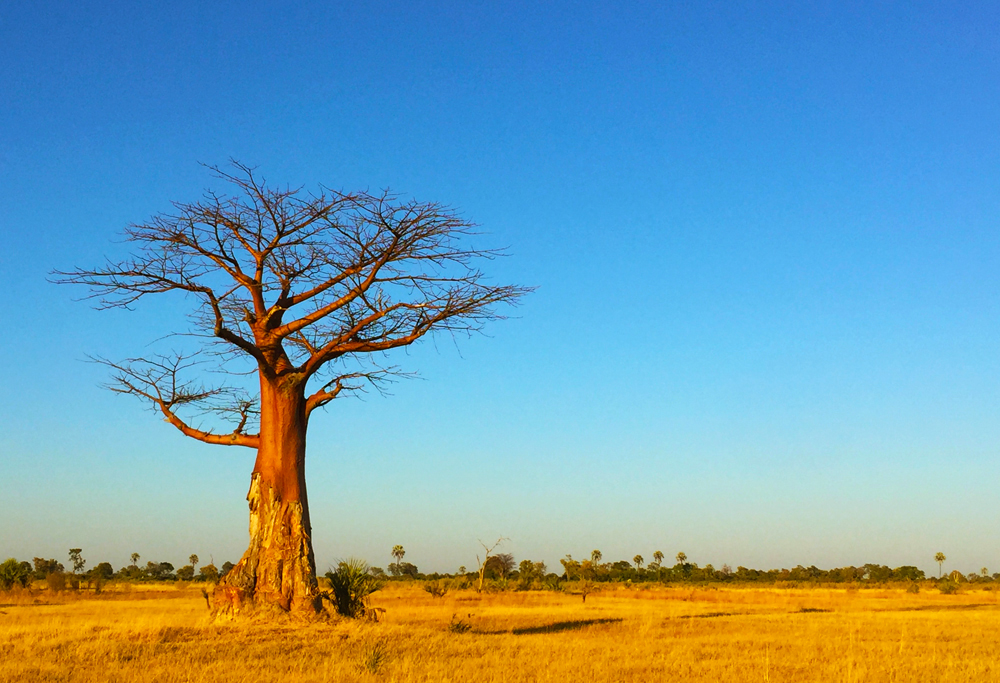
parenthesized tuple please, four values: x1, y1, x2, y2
(55, 162, 528, 617)
(475, 537, 508, 593)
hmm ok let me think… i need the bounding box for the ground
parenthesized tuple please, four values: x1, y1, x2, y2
(2, 582, 1000, 682)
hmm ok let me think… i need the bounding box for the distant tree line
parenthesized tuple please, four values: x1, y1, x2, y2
(4, 546, 997, 592)
(0, 550, 239, 590)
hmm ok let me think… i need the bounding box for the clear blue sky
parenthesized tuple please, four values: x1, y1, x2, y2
(2, 1, 999, 577)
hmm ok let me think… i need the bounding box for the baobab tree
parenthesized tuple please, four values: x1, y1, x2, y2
(56, 163, 527, 617)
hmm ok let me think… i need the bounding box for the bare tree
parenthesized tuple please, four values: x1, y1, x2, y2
(475, 537, 508, 593)
(56, 163, 528, 617)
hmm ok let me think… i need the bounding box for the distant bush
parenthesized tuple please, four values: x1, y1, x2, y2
(325, 559, 383, 618)
(197, 564, 219, 583)
(423, 580, 448, 598)
(939, 581, 960, 595)
(46, 572, 67, 592)
(0, 558, 32, 590)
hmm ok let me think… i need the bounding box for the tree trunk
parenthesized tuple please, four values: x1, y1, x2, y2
(213, 376, 321, 617)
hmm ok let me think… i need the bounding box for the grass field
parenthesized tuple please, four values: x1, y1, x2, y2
(2, 582, 1000, 682)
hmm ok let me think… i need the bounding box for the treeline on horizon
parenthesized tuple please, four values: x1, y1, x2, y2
(2, 548, 997, 591)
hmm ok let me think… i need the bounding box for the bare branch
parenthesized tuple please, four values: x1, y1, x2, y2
(56, 161, 530, 451)
(94, 354, 259, 449)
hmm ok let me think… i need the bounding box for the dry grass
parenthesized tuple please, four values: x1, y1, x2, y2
(3, 582, 1000, 682)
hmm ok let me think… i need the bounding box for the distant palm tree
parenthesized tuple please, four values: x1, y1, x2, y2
(392, 545, 405, 565)
(591, 549, 602, 565)
(934, 552, 946, 578)
(189, 554, 198, 569)
(653, 550, 664, 567)
(982, 567, 989, 578)
(130, 553, 140, 567)
(676, 551, 687, 566)
(633, 555, 644, 570)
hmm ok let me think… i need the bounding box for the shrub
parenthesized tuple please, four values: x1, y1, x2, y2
(325, 559, 383, 618)
(197, 564, 219, 583)
(46, 571, 67, 592)
(423, 580, 448, 598)
(939, 581, 960, 595)
(356, 639, 390, 674)
(0, 558, 31, 590)
(448, 614, 472, 633)
(906, 582, 920, 594)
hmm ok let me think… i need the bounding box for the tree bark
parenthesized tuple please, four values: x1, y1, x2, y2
(213, 376, 321, 617)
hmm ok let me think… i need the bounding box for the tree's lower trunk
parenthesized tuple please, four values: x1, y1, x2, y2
(213, 377, 320, 617)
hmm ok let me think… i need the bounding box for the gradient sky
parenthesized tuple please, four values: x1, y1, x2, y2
(2, 1, 1000, 577)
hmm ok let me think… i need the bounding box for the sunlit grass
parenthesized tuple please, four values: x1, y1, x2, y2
(2, 582, 1000, 682)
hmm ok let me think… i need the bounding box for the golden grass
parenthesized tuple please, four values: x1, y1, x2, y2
(3, 583, 1000, 682)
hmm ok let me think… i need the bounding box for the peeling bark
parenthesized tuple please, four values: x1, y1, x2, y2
(213, 377, 321, 618)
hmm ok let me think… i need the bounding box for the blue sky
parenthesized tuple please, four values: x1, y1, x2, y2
(2, 1, 1000, 577)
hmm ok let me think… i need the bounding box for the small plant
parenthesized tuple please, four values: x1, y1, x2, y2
(939, 581, 959, 595)
(423, 580, 448, 598)
(906, 582, 920, 594)
(448, 613, 472, 633)
(325, 558, 384, 619)
(357, 639, 390, 674)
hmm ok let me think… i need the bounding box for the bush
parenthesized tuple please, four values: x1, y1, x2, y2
(197, 564, 219, 583)
(423, 580, 448, 598)
(939, 581, 960, 595)
(325, 559, 383, 618)
(46, 572, 67, 592)
(448, 614, 472, 633)
(0, 558, 32, 590)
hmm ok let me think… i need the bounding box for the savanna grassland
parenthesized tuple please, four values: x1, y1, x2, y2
(2, 582, 1000, 683)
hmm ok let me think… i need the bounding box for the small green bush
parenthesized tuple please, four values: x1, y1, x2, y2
(0, 558, 31, 590)
(325, 559, 383, 618)
(939, 581, 959, 595)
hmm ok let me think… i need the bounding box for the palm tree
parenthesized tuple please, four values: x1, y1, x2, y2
(189, 554, 199, 569)
(934, 552, 946, 578)
(392, 545, 405, 566)
(633, 555, 644, 570)
(591, 549, 602, 565)
(652, 550, 664, 567)
(130, 553, 140, 568)
(676, 551, 687, 566)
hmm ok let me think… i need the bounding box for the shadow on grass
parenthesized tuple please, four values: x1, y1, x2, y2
(894, 603, 997, 612)
(486, 618, 623, 635)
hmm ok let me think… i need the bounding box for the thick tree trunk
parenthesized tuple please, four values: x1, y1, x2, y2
(213, 377, 321, 617)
